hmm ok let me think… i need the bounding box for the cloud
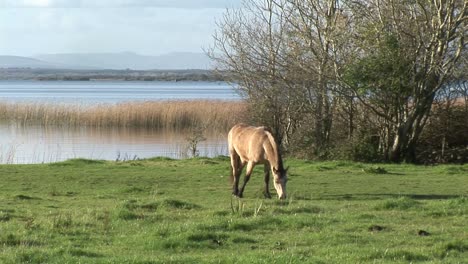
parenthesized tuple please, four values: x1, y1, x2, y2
(0, 0, 240, 56)
(0, 0, 241, 8)
(0, 4, 227, 56)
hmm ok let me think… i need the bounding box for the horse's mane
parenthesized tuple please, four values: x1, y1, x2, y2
(262, 126, 273, 134)
(264, 129, 285, 173)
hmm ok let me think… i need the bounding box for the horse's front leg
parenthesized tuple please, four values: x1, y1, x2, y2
(232, 161, 245, 197)
(263, 164, 272, 199)
(238, 161, 255, 198)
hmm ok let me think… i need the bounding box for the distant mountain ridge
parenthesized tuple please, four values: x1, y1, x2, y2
(0, 55, 72, 69)
(0, 52, 212, 70)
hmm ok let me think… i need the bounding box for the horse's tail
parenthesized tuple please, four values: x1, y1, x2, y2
(228, 154, 239, 184)
(228, 126, 237, 184)
(229, 171, 234, 184)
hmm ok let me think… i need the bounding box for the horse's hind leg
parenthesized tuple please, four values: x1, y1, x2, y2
(263, 164, 272, 199)
(239, 161, 255, 198)
(230, 152, 243, 197)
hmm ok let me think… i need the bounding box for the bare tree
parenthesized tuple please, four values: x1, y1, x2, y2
(209, 0, 348, 157)
(208, 0, 295, 145)
(280, 0, 345, 156)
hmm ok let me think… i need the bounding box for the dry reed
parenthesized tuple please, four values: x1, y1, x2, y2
(0, 100, 247, 132)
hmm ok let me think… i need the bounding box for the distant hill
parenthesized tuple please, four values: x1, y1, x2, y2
(34, 52, 212, 70)
(0, 52, 212, 70)
(0, 55, 73, 69)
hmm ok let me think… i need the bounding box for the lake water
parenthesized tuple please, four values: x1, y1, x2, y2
(0, 80, 239, 104)
(0, 81, 239, 164)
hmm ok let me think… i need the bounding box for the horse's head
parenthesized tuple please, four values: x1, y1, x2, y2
(273, 167, 288, 199)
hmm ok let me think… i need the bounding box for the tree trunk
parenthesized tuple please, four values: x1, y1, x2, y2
(390, 92, 435, 163)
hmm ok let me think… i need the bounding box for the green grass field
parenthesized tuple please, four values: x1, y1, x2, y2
(0, 158, 467, 263)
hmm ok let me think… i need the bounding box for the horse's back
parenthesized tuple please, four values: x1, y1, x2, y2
(228, 124, 271, 163)
(228, 124, 269, 146)
(229, 123, 270, 137)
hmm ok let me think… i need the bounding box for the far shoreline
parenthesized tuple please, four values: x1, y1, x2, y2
(0, 68, 232, 82)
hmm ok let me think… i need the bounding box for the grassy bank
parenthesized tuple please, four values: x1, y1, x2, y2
(0, 100, 246, 131)
(0, 158, 467, 263)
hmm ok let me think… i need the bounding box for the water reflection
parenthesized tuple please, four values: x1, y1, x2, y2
(0, 123, 228, 164)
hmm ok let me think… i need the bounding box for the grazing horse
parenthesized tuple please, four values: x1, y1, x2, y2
(228, 123, 288, 199)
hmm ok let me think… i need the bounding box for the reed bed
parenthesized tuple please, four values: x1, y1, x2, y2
(0, 100, 247, 132)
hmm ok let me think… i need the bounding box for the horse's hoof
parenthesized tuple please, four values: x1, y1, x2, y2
(263, 192, 272, 199)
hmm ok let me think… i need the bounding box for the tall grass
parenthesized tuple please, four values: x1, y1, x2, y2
(0, 100, 247, 132)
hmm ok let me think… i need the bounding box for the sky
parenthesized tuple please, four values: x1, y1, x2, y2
(0, 0, 241, 56)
